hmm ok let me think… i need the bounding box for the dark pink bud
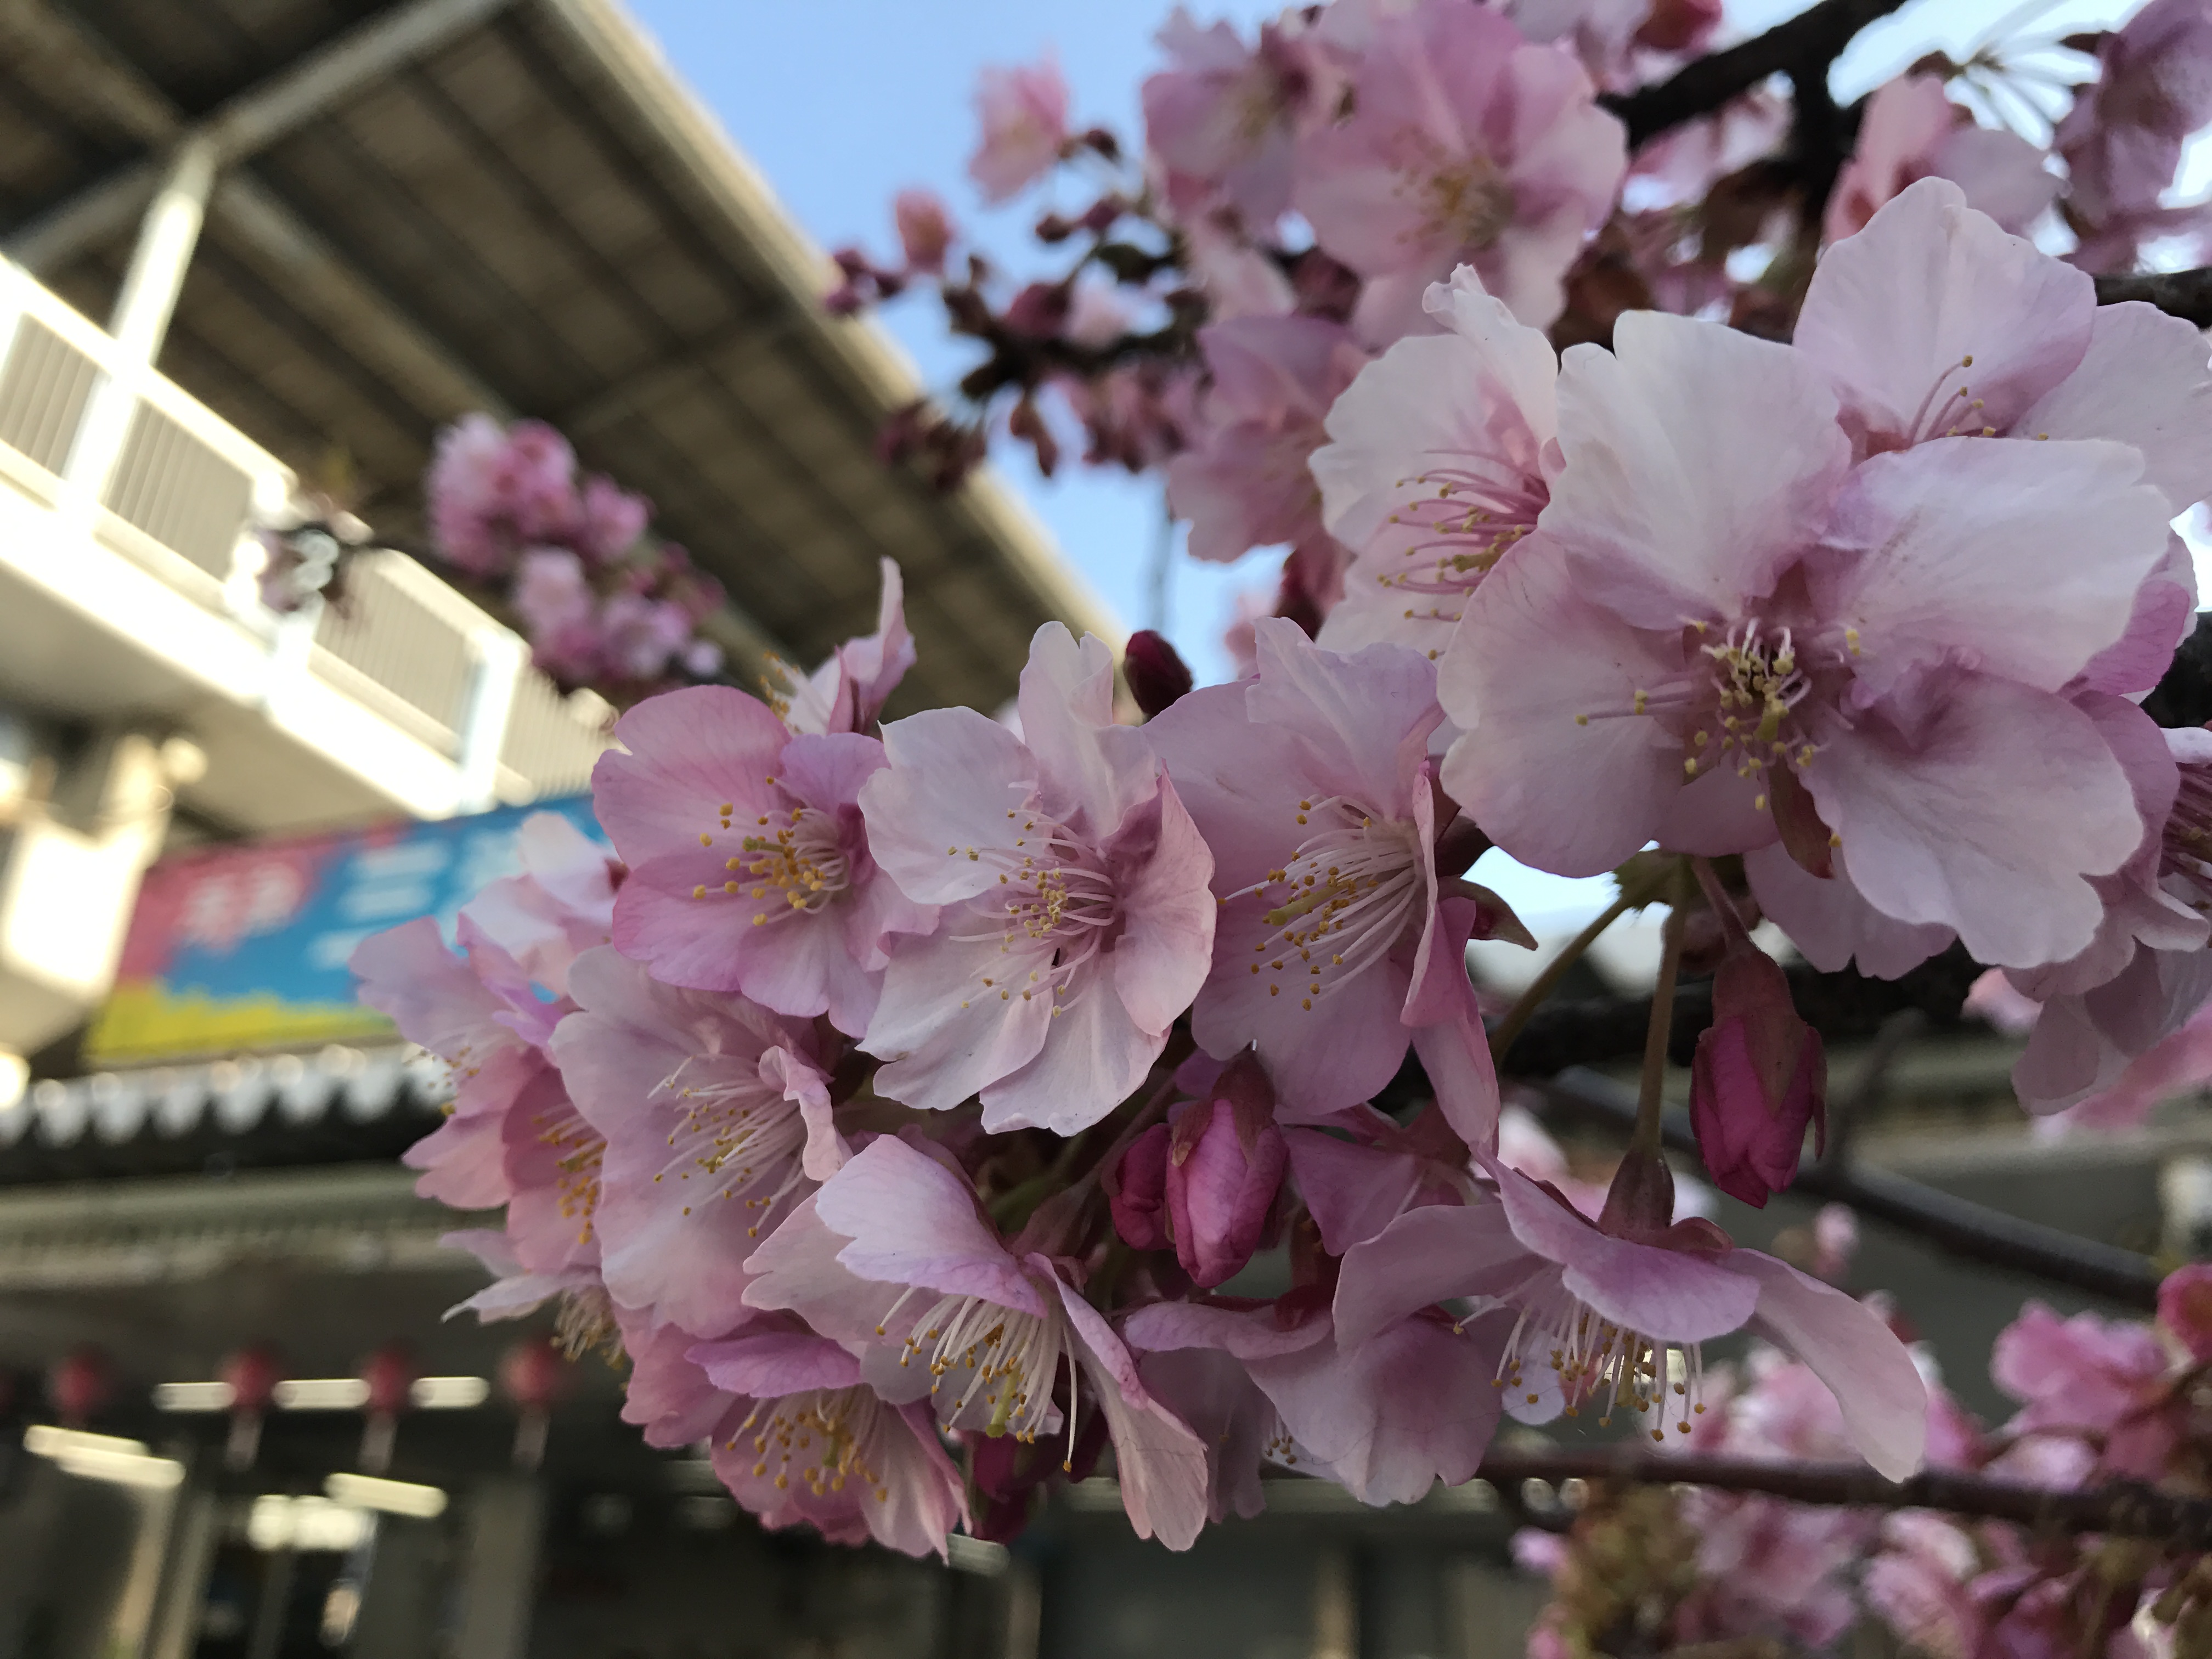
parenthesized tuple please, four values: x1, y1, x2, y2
(2160, 1263, 2212, 1362)
(1597, 1148, 1677, 1239)
(1003, 280, 1071, 338)
(893, 188, 954, 274)
(1108, 1122, 1172, 1251)
(1165, 1052, 1288, 1288)
(1690, 941, 1826, 1207)
(1123, 630, 1193, 719)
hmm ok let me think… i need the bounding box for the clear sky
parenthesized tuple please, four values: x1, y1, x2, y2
(624, 0, 2174, 928)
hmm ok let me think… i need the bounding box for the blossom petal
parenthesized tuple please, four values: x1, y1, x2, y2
(1736, 1252, 1928, 1480)
(814, 1137, 1048, 1316)
(1743, 844, 1954, 980)
(1439, 541, 1686, 877)
(1545, 312, 1848, 629)
(1801, 674, 2143, 968)
(2018, 302, 2212, 514)
(863, 929, 1057, 1111)
(1491, 1161, 1761, 1343)
(1814, 436, 2170, 697)
(1795, 177, 2094, 447)
(1109, 778, 1218, 1035)
(1062, 1282, 1211, 1550)
(979, 955, 1163, 1135)
(1333, 1201, 1527, 1348)
(861, 708, 1039, 905)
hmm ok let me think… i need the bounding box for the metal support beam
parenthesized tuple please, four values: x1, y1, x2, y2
(3, 0, 520, 274)
(108, 136, 216, 359)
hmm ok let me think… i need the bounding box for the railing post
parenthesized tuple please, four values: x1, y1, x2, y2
(59, 136, 219, 526)
(455, 628, 526, 815)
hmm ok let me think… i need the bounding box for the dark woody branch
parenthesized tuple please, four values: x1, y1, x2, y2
(1600, 0, 1910, 149)
(2096, 268, 2212, 328)
(1475, 1444, 2212, 1545)
(1537, 1068, 2165, 1311)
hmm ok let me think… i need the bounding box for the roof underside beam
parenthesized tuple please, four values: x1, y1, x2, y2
(2, 0, 520, 273)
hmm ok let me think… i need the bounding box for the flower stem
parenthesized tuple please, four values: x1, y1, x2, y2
(1490, 868, 1666, 1063)
(1688, 856, 1750, 948)
(1630, 890, 1688, 1161)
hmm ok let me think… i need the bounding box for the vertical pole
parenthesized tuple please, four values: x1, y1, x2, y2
(454, 628, 526, 816)
(61, 136, 219, 525)
(1313, 1545, 1358, 1659)
(108, 137, 218, 363)
(453, 1476, 543, 1659)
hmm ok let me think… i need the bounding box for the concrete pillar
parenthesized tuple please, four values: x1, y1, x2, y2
(453, 1476, 543, 1659)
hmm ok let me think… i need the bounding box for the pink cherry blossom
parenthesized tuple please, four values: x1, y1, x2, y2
(742, 1135, 1211, 1549)
(427, 415, 579, 577)
(1991, 1301, 2183, 1480)
(2057, 0, 2212, 270)
(550, 947, 836, 1336)
(1311, 266, 1557, 656)
(2012, 726, 2212, 1119)
(1165, 316, 1368, 566)
(1122, 1288, 1506, 1506)
(594, 684, 933, 1036)
(454, 810, 617, 1000)
(1438, 294, 2169, 968)
(856, 624, 1216, 1133)
(1291, 0, 1627, 337)
(1795, 179, 2212, 516)
(1824, 76, 2059, 245)
(776, 559, 917, 738)
(1334, 1152, 1928, 1476)
(616, 1306, 967, 1557)
(1143, 12, 1319, 224)
(690, 1322, 970, 1556)
(968, 57, 1071, 204)
(352, 915, 551, 1211)
(1147, 616, 1505, 1122)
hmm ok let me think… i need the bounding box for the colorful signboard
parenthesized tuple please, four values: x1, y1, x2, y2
(84, 796, 606, 1066)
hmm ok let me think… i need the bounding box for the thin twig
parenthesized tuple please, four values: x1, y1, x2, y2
(1820, 1008, 1925, 1172)
(1539, 1068, 2164, 1309)
(1491, 873, 1663, 1062)
(1474, 1445, 2212, 1545)
(2095, 269, 2212, 326)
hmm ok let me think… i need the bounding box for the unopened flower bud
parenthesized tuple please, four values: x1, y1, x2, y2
(1123, 630, 1193, 719)
(1165, 1051, 1287, 1287)
(1690, 939, 1826, 1207)
(894, 188, 954, 275)
(1108, 1122, 1172, 1251)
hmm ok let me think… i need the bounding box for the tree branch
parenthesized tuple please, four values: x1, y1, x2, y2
(2096, 268, 2212, 327)
(1476, 1445, 2212, 1545)
(1538, 1068, 2165, 1310)
(1601, 0, 1911, 149)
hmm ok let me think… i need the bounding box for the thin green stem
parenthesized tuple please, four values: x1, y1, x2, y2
(1630, 898, 1688, 1161)
(1489, 870, 1666, 1063)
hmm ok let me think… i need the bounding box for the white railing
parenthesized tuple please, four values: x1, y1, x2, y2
(0, 257, 607, 812)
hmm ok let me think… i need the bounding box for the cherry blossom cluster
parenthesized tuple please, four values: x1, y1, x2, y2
(424, 414, 726, 700)
(830, 0, 2212, 640)
(1521, 1257, 2212, 1659)
(351, 81, 2212, 1584)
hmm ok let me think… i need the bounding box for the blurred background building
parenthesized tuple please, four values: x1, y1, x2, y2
(0, 1, 2200, 1657)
